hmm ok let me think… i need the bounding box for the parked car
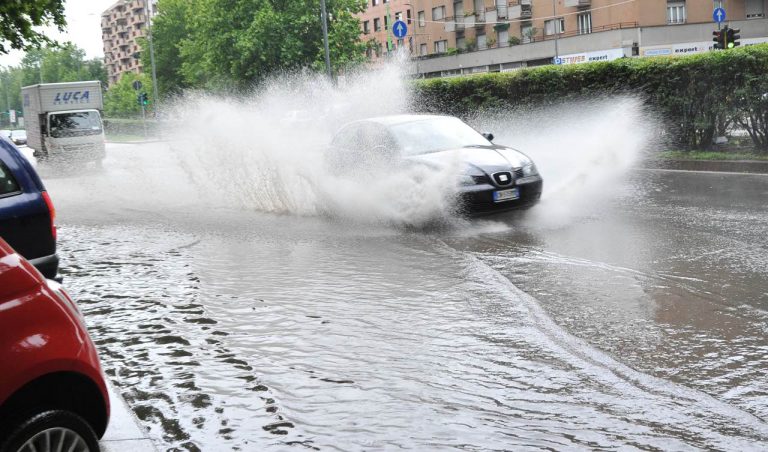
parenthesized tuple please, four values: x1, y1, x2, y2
(327, 115, 543, 215)
(0, 237, 110, 452)
(0, 136, 59, 279)
(9, 130, 27, 146)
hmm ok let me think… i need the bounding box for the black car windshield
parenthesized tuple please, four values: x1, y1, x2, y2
(388, 117, 491, 156)
(49, 111, 102, 138)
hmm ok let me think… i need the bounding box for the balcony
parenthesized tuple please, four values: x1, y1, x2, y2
(475, 10, 486, 26)
(508, 1, 532, 20)
(564, 0, 590, 6)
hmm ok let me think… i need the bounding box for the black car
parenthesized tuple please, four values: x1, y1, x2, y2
(0, 134, 59, 279)
(327, 115, 543, 215)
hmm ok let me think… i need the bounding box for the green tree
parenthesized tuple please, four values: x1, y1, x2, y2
(0, 0, 66, 54)
(149, 0, 366, 91)
(0, 43, 105, 126)
(104, 72, 153, 118)
(19, 43, 107, 86)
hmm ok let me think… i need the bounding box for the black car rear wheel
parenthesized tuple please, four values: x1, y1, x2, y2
(0, 410, 100, 452)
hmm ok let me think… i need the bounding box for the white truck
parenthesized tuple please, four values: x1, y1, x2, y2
(21, 81, 106, 163)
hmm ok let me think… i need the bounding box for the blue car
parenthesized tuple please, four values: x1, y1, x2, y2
(0, 135, 59, 279)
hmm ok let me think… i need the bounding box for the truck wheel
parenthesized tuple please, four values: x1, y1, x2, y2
(0, 410, 101, 452)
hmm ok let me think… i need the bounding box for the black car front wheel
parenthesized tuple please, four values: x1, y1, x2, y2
(0, 410, 101, 452)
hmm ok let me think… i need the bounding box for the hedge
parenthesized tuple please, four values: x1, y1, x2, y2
(412, 44, 768, 152)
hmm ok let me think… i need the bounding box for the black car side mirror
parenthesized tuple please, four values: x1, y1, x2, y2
(482, 132, 494, 142)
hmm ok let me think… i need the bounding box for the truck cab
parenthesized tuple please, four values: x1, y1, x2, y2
(44, 108, 106, 162)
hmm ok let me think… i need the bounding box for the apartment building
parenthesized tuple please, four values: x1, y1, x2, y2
(358, 0, 768, 76)
(101, 0, 158, 86)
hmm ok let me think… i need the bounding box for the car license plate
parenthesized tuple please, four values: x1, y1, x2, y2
(493, 188, 519, 202)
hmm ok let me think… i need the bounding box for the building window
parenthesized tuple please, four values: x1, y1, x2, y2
(374, 18, 381, 31)
(544, 18, 564, 35)
(713, 0, 723, 9)
(498, 29, 509, 47)
(453, 1, 463, 17)
(477, 33, 487, 50)
(363, 20, 370, 34)
(372, 0, 379, 6)
(407, 10, 412, 24)
(418, 11, 425, 26)
(667, 1, 686, 24)
(456, 36, 466, 49)
(496, 0, 508, 19)
(432, 6, 446, 21)
(521, 24, 533, 43)
(434, 39, 447, 53)
(395, 12, 402, 21)
(746, 0, 765, 18)
(420, 43, 428, 55)
(577, 12, 592, 34)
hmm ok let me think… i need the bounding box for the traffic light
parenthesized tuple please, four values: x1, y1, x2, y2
(712, 29, 725, 50)
(726, 27, 741, 48)
(137, 92, 149, 106)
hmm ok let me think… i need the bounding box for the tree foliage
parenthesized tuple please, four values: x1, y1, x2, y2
(103, 72, 154, 118)
(139, 0, 190, 97)
(414, 45, 768, 152)
(19, 43, 107, 87)
(147, 0, 367, 91)
(0, 43, 106, 125)
(0, 0, 66, 54)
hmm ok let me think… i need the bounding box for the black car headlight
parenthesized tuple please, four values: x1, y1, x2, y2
(522, 163, 538, 177)
(459, 174, 476, 186)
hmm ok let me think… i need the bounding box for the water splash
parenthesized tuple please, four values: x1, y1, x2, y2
(471, 96, 658, 228)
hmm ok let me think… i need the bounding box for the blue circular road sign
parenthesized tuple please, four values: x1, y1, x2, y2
(392, 20, 408, 39)
(713, 7, 726, 23)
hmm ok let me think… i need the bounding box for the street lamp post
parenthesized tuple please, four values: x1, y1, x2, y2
(553, 0, 560, 62)
(145, 1, 160, 115)
(320, 0, 333, 79)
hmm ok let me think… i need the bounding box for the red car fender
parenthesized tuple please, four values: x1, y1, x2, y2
(0, 239, 109, 420)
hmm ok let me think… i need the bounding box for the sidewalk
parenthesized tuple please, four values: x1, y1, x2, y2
(100, 383, 157, 451)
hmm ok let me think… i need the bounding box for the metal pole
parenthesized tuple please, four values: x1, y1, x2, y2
(141, 102, 147, 138)
(146, 1, 160, 116)
(320, 0, 332, 79)
(553, 0, 559, 61)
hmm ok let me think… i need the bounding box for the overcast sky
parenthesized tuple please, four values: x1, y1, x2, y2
(0, 0, 118, 68)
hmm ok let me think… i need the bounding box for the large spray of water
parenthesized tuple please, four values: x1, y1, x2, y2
(37, 63, 657, 228)
(162, 66, 656, 227)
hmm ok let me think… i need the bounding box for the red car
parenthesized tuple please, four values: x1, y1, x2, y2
(0, 238, 109, 452)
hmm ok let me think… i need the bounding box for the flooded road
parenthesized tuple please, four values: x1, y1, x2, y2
(41, 144, 768, 451)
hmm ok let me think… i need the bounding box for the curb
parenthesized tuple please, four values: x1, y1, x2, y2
(646, 159, 768, 174)
(100, 382, 157, 451)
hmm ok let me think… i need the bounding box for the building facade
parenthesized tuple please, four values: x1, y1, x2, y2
(357, 0, 768, 76)
(101, 0, 158, 86)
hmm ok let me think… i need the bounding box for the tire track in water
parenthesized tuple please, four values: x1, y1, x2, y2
(432, 238, 768, 448)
